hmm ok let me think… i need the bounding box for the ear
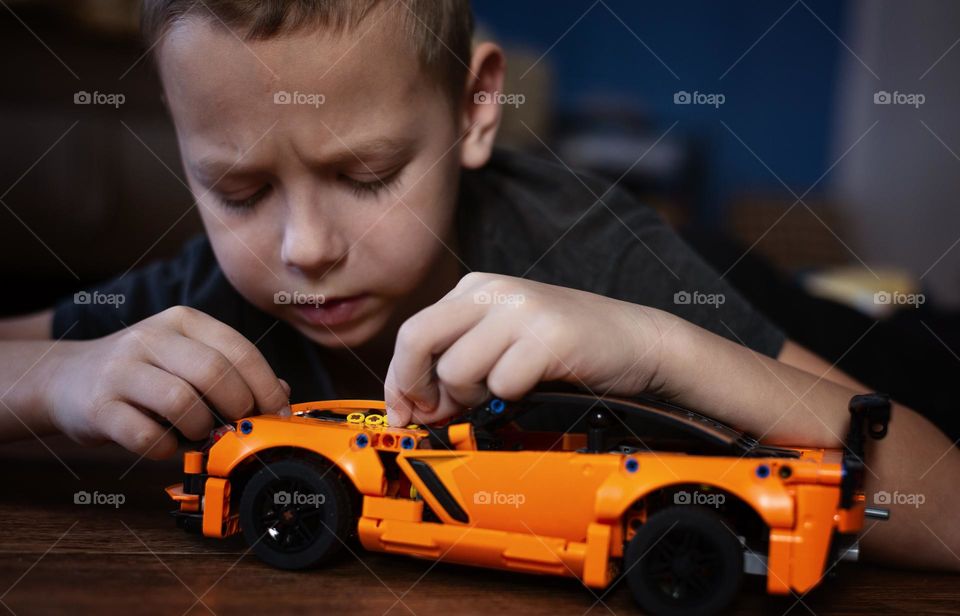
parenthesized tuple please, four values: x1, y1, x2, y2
(459, 42, 507, 169)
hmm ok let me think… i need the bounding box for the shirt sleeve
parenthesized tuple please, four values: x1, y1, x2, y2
(596, 185, 786, 358)
(51, 234, 245, 340)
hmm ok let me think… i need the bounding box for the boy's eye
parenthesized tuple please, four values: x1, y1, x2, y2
(217, 185, 271, 211)
(341, 171, 400, 198)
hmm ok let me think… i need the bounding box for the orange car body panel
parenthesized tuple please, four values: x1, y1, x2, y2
(168, 399, 865, 595)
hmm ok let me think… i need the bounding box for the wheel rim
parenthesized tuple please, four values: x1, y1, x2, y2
(253, 478, 326, 554)
(642, 526, 723, 603)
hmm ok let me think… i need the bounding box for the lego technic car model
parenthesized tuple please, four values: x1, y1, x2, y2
(166, 391, 890, 616)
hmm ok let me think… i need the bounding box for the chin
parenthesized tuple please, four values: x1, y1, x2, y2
(292, 313, 386, 350)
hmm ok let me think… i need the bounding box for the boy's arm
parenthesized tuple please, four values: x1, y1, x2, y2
(0, 310, 57, 437)
(0, 237, 289, 455)
(0, 309, 53, 340)
(778, 338, 871, 391)
(0, 339, 60, 439)
(773, 341, 957, 569)
(0, 306, 291, 458)
(385, 273, 960, 572)
(660, 313, 960, 571)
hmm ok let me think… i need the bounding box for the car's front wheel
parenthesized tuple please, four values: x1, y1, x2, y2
(624, 505, 743, 616)
(238, 457, 354, 570)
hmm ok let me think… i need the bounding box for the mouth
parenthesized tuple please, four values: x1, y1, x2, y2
(292, 293, 370, 328)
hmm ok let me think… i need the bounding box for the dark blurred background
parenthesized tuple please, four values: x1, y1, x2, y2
(1, 0, 959, 438)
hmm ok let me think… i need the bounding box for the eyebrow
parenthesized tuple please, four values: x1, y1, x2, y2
(188, 137, 415, 184)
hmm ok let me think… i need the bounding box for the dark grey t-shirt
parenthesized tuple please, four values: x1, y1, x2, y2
(52, 148, 785, 401)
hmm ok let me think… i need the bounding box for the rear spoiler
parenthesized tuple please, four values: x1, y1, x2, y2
(840, 393, 892, 509)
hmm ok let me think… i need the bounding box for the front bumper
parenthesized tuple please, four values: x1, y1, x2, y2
(165, 483, 203, 533)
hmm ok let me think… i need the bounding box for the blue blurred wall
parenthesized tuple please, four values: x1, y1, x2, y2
(474, 0, 848, 213)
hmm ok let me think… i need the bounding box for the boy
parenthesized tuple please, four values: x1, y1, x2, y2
(0, 0, 956, 572)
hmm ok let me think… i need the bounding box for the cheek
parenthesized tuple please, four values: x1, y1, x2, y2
(361, 160, 459, 292)
(196, 202, 282, 304)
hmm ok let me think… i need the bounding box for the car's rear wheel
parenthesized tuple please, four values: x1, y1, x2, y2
(624, 506, 743, 616)
(238, 457, 354, 570)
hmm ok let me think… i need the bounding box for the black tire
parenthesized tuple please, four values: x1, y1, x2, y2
(624, 506, 743, 616)
(238, 457, 354, 570)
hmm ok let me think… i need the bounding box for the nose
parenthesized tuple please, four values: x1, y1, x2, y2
(280, 200, 349, 278)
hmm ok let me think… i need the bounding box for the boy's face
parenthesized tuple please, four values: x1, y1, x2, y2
(157, 13, 469, 349)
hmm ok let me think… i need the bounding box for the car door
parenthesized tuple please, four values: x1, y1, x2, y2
(397, 447, 620, 540)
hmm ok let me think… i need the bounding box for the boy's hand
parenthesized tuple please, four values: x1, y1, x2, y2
(45, 305, 290, 459)
(384, 273, 666, 426)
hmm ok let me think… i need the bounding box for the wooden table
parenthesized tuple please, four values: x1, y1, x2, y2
(2, 438, 957, 615)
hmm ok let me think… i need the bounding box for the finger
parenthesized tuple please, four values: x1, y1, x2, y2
(95, 400, 178, 460)
(274, 378, 293, 417)
(408, 384, 466, 426)
(486, 339, 551, 401)
(388, 300, 484, 416)
(434, 315, 515, 411)
(386, 364, 459, 427)
(140, 332, 256, 421)
(385, 360, 417, 427)
(173, 308, 290, 414)
(411, 332, 536, 424)
(116, 363, 215, 441)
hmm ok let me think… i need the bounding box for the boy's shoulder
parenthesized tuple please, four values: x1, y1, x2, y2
(456, 146, 678, 290)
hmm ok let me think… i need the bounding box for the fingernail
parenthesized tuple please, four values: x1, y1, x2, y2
(277, 405, 292, 418)
(386, 407, 399, 427)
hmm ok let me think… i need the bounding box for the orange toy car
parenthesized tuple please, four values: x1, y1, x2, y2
(166, 391, 890, 615)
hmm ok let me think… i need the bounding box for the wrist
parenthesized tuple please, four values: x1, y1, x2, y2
(0, 340, 74, 439)
(23, 340, 75, 436)
(650, 306, 697, 399)
(615, 303, 690, 398)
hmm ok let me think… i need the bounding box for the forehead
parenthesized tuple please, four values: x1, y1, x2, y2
(156, 11, 445, 169)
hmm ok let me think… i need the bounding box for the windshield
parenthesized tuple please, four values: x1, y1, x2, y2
(517, 392, 800, 458)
